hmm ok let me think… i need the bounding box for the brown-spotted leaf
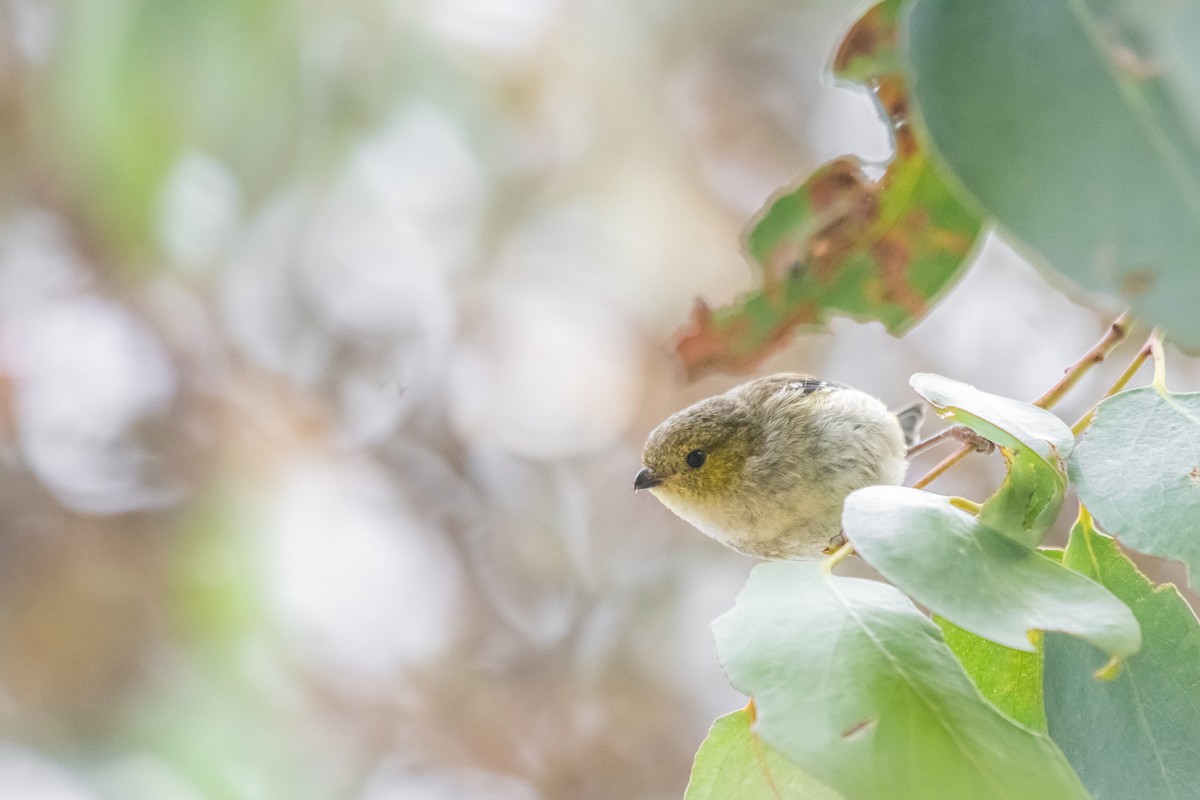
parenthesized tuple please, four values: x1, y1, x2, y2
(675, 0, 983, 379)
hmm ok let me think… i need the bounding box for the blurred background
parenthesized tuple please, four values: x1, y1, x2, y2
(0, 0, 1183, 798)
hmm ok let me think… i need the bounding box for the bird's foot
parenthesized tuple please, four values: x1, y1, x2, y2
(822, 533, 847, 556)
(949, 425, 996, 454)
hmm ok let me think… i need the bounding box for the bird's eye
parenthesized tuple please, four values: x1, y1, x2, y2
(686, 450, 707, 469)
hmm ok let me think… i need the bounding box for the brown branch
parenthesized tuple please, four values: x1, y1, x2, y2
(911, 312, 1132, 490)
(1032, 312, 1132, 409)
(1070, 335, 1155, 435)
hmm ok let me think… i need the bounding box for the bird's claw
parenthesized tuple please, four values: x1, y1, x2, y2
(822, 533, 848, 555)
(950, 425, 996, 454)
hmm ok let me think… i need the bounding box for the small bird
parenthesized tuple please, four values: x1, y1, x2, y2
(634, 374, 923, 559)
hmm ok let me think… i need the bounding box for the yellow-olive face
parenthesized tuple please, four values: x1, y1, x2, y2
(635, 397, 757, 505)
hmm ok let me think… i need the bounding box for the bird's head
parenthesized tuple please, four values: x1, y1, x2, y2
(634, 396, 760, 510)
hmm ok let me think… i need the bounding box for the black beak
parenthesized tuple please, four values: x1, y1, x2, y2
(634, 467, 663, 491)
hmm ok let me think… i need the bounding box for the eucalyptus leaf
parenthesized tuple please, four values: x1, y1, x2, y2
(1044, 517, 1200, 800)
(938, 545, 1062, 734)
(940, 554, 1065, 734)
(685, 710, 845, 800)
(910, 373, 1073, 544)
(1070, 387, 1200, 587)
(938, 618, 1047, 733)
(674, 0, 983, 378)
(978, 449, 1067, 547)
(910, 373, 1073, 460)
(845, 487, 1139, 660)
(714, 562, 1091, 800)
(906, 0, 1200, 347)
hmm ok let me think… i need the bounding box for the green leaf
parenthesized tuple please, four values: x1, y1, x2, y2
(714, 562, 1092, 800)
(685, 709, 845, 800)
(941, 544, 1062, 731)
(938, 618, 1047, 733)
(675, 0, 983, 378)
(978, 449, 1069, 547)
(1044, 516, 1200, 800)
(1149, 3, 1200, 137)
(910, 373, 1073, 461)
(845, 487, 1140, 660)
(906, 0, 1200, 348)
(1070, 387, 1200, 587)
(910, 373, 1073, 544)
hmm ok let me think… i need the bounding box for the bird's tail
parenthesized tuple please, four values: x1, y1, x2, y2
(894, 402, 925, 449)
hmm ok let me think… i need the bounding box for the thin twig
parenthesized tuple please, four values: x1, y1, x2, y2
(827, 311, 1133, 569)
(1070, 336, 1154, 435)
(906, 426, 959, 457)
(909, 425, 994, 457)
(1032, 312, 1132, 409)
(911, 444, 973, 489)
(910, 312, 1133, 490)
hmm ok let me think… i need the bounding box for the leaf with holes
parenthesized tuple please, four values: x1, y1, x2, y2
(685, 709, 845, 800)
(675, 0, 983, 378)
(1044, 515, 1200, 800)
(1070, 387, 1200, 587)
(714, 561, 1091, 800)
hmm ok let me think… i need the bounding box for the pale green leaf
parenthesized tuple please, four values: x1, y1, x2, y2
(939, 549, 1063, 733)
(909, 373, 1073, 461)
(1070, 387, 1200, 587)
(976, 448, 1067, 547)
(906, 0, 1200, 347)
(1045, 517, 1200, 800)
(686, 710, 845, 800)
(845, 487, 1139, 659)
(714, 562, 1091, 800)
(910, 372, 1072, 544)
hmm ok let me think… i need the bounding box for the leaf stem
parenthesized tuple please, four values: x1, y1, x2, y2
(911, 312, 1132, 490)
(828, 313, 1133, 569)
(1094, 655, 1124, 681)
(911, 444, 973, 489)
(949, 496, 982, 515)
(906, 426, 958, 457)
(1070, 336, 1154, 436)
(1077, 503, 1093, 530)
(822, 540, 856, 573)
(1150, 329, 1168, 395)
